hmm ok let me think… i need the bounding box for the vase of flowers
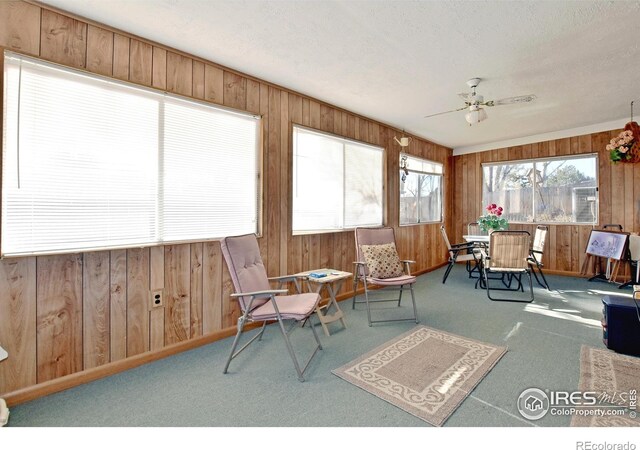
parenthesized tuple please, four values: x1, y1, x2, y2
(608, 122, 640, 163)
(478, 204, 508, 233)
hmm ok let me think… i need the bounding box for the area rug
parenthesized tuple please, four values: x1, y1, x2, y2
(571, 346, 640, 427)
(332, 325, 507, 426)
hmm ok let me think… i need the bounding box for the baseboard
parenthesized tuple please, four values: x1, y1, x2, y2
(3, 260, 448, 406)
(2, 324, 258, 406)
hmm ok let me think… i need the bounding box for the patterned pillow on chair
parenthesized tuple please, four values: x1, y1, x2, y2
(360, 243, 404, 279)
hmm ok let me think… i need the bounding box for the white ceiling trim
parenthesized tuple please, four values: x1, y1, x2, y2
(452, 118, 627, 156)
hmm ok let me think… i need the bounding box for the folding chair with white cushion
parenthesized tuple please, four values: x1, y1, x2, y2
(481, 230, 534, 303)
(220, 233, 322, 381)
(352, 227, 419, 326)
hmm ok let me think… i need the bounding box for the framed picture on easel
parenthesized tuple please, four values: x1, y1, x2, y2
(584, 230, 629, 282)
(585, 230, 629, 260)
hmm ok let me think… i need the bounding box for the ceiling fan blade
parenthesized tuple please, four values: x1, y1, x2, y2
(485, 94, 537, 107)
(424, 106, 467, 119)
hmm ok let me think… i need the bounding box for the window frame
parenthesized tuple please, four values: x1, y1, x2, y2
(1, 50, 264, 257)
(399, 153, 444, 226)
(481, 153, 599, 226)
(291, 124, 385, 235)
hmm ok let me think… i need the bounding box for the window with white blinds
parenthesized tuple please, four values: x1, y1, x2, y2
(1, 52, 260, 257)
(292, 126, 384, 234)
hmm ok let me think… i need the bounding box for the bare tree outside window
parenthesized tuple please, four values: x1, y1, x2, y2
(482, 155, 597, 224)
(400, 155, 443, 225)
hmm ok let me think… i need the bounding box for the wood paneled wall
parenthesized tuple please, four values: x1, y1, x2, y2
(452, 130, 640, 275)
(0, 1, 452, 398)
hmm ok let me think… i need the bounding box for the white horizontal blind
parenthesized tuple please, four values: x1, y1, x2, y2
(2, 53, 259, 256)
(292, 126, 383, 233)
(163, 97, 258, 241)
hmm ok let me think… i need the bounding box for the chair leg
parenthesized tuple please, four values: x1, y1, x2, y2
(363, 278, 373, 327)
(537, 265, 550, 291)
(276, 317, 305, 382)
(223, 314, 248, 374)
(397, 285, 403, 307)
(442, 261, 454, 284)
(352, 276, 359, 310)
(409, 284, 419, 324)
(486, 270, 534, 303)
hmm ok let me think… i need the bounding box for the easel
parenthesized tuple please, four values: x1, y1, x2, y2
(581, 228, 629, 284)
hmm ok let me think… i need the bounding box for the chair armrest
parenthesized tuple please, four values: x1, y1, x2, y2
(268, 275, 305, 282)
(231, 289, 288, 298)
(401, 260, 416, 265)
(353, 261, 366, 267)
(451, 242, 475, 250)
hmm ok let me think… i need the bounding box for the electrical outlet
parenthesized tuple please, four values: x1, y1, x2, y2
(149, 289, 164, 309)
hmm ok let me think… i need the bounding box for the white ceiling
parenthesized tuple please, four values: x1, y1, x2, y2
(41, 0, 640, 151)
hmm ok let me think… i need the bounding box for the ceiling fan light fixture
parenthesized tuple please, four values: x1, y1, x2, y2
(465, 105, 487, 125)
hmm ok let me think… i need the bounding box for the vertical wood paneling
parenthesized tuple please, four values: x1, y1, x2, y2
(267, 86, 281, 276)
(40, 9, 86, 68)
(109, 249, 127, 362)
(36, 255, 83, 382)
(279, 90, 290, 276)
(202, 242, 223, 334)
(149, 246, 165, 351)
(190, 243, 203, 338)
(0, 1, 41, 55)
(246, 79, 260, 114)
(82, 252, 110, 369)
(126, 248, 149, 357)
(167, 52, 192, 96)
(223, 71, 246, 110)
(0, 257, 36, 392)
(192, 60, 205, 100)
(129, 39, 152, 86)
(86, 25, 113, 76)
(204, 64, 224, 104)
(164, 245, 191, 345)
(152, 47, 167, 90)
(112, 34, 130, 80)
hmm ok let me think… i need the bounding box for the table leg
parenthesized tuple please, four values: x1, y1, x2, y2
(311, 280, 347, 336)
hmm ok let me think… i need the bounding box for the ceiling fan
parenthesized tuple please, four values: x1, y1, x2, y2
(425, 78, 536, 125)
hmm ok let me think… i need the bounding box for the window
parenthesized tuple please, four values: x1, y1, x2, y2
(482, 154, 598, 224)
(292, 126, 383, 233)
(2, 52, 260, 256)
(399, 154, 443, 225)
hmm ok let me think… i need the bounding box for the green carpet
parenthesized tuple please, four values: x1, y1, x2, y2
(5, 266, 633, 427)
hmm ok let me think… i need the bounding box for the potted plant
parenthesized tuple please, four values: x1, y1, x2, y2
(478, 204, 508, 233)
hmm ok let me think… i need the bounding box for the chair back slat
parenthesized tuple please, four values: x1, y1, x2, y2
(489, 231, 531, 270)
(532, 225, 548, 253)
(439, 225, 452, 253)
(467, 222, 487, 236)
(220, 234, 271, 312)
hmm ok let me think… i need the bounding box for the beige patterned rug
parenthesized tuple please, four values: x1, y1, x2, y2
(571, 346, 640, 427)
(332, 326, 507, 426)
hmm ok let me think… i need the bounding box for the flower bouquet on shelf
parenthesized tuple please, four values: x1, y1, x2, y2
(608, 122, 640, 163)
(478, 204, 508, 233)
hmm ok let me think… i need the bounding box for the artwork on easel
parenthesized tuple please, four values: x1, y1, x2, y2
(585, 230, 629, 260)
